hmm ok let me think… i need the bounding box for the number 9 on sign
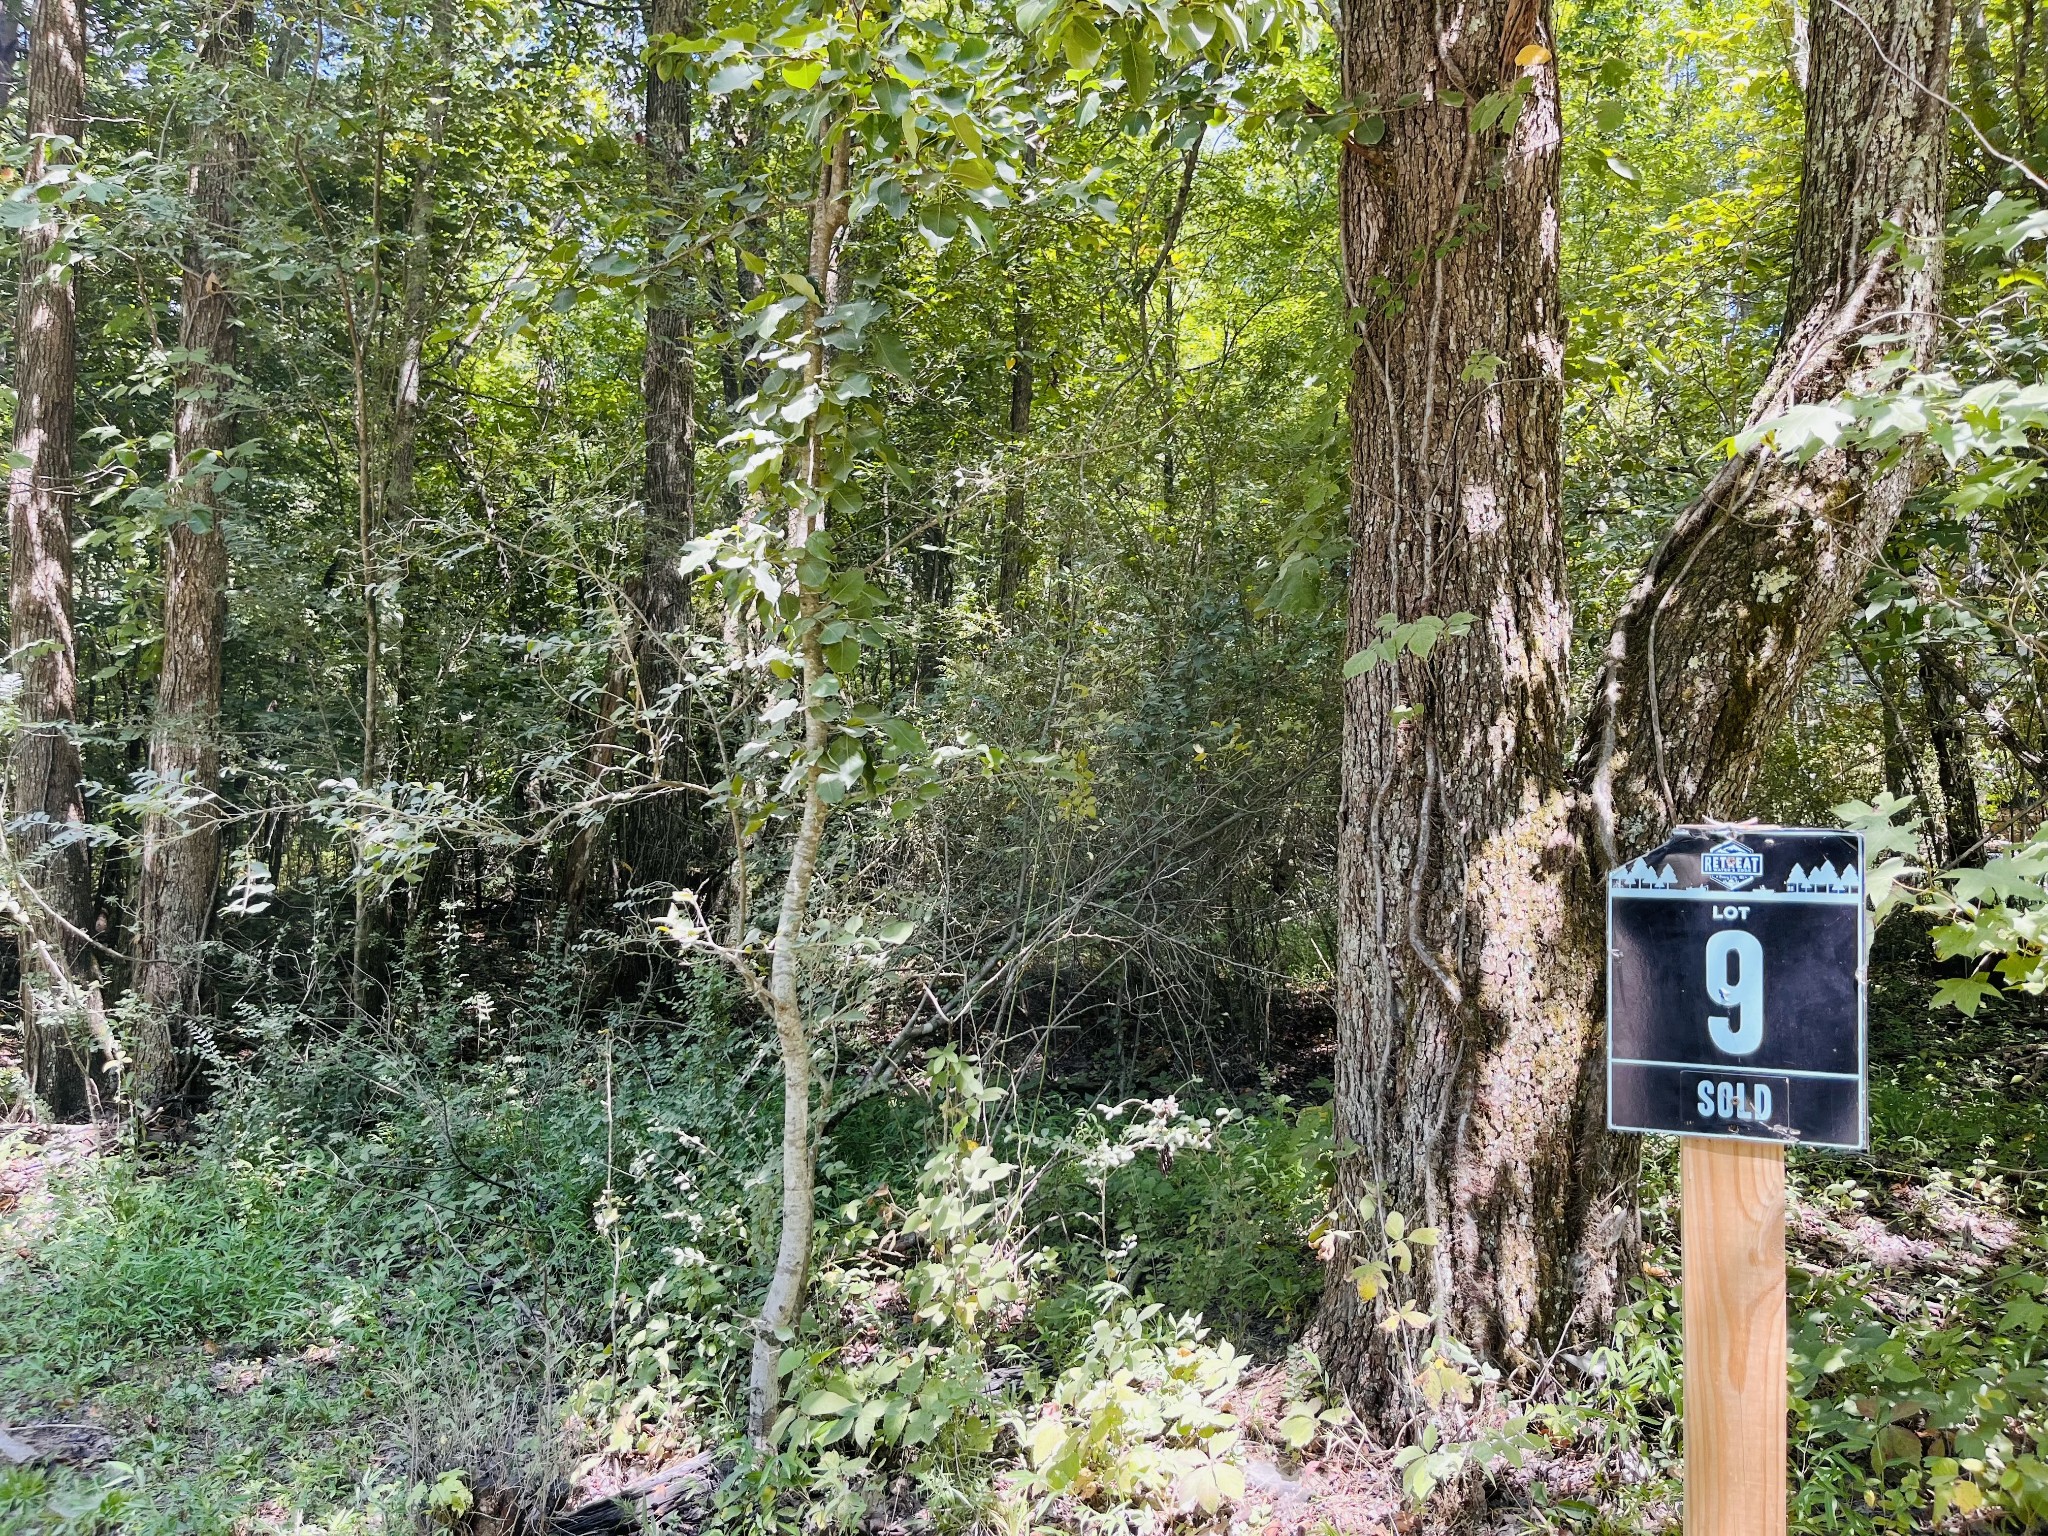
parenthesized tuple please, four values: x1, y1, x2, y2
(1705, 930, 1764, 1054)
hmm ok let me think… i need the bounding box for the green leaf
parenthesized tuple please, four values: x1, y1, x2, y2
(854, 1395, 888, 1447)
(1470, 91, 1511, 136)
(707, 60, 763, 95)
(1016, 0, 1059, 31)
(801, 1390, 856, 1417)
(1461, 351, 1503, 384)
(1027, 1415, 1065, 1467)
(1061, 15, 1102, 68)
(1122, 35, 1154, 98)
(869, 329, 916, 378)
(1932, 976, 2001, 1016)
(1874, 1423, 1923, 1473)
(1262, 552, 1322, 617)
(1178, 1457, 1243, 1514)
(1170, 7, 1218, 51)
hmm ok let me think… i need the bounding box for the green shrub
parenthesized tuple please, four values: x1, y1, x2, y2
(2, 1155, 327, 1367)
(1787, 1255, 2048, 1530)
(1030, 1095, 1332, 1355)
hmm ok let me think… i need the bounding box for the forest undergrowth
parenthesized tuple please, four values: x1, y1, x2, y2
(3, 919, 2046, 1536)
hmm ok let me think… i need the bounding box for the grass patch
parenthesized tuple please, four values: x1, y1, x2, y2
(5, 1158, 328, 1372)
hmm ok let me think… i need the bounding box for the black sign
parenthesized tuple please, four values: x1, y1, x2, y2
(1607, 825, 1867, 1150)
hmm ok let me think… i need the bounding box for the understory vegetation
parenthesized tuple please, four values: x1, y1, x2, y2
(6, 936, 2048, 1534)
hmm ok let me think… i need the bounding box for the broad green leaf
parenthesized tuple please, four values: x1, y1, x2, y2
(1932, 976, 2001, 1015)
(1027, 1414, 1065, 1467)
(1061, 15, 1102, 68)
(707, 60, 763, 95)
(854, 1396, 888, 1447)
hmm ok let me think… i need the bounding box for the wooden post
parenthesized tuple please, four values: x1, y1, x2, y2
(1682, 1136, 1787, 1536)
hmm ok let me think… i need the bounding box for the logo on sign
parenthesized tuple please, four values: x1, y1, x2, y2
(1701, 839, 1764, 890)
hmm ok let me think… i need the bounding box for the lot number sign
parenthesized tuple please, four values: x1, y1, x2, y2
(1607, 824, 1868, 1151)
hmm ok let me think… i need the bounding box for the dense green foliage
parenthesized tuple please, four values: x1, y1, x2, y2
(10, 0, 2048, 1530)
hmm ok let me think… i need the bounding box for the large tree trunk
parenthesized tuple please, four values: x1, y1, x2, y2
(1318, 0, 1571, 1422)
(133, 0, 249, 1124)
(1319, 0, 1954, 1417)
(614, 0, 702, 905)
(7, 0, 95, 1120)
(1558, 0, 1952, 1324)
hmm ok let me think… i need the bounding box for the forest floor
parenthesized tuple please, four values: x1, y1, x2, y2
(2, 921, 2046, 1535)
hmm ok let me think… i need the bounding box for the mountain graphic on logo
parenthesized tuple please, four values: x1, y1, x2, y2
(1700, 838, 1764, 890)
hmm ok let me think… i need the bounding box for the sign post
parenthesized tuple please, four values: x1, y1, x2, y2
(1679, 1136, 1785, 1536)
(1606, 826, 1868, 1536)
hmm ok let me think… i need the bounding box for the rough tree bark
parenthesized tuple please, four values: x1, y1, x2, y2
(1558, 0, 1952, 1328)
(639, 0, 694, 637)
(1863, 645, 1937, 814)
(7, 0, 95, 1120)
(1320, 0, 1953, 1416)
(1921, 638, 1985, 865)
(614, 0, 704, 903)
(1922, 639, 2048, 788)
(1317, 0, 1571, 1421)
(133, 0, 251, 1123)
(562, 0, 703, 926)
